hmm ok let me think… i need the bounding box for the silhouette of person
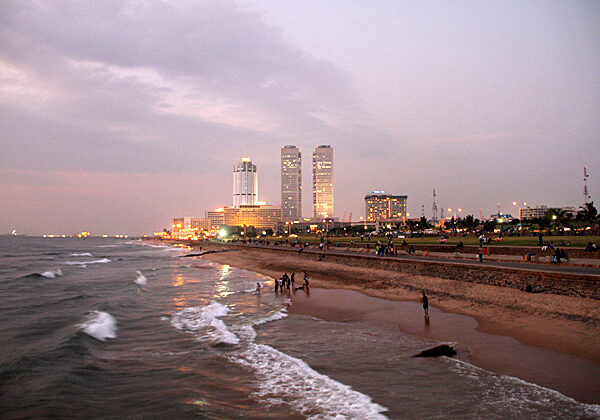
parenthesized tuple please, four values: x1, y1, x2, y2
(421, 293, 429, 315)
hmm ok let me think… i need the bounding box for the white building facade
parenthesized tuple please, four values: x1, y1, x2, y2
(233, 158, 258, 206)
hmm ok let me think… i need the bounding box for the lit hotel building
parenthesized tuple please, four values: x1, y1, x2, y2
(206, 209, 225, 228)
(312, 145, 334, 218)
(223, 205, 282, 229)
(281, 145, 302, 220)
(233, 158, 258, 206)
(365, 192, 407, 221)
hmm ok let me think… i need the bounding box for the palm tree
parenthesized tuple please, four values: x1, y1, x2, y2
(546, 209, 573, 231)
(577, 202, 599, 233)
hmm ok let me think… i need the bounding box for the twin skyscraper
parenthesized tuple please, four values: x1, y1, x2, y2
(281, 145, 334, 220)
(233, 145, 334, 221)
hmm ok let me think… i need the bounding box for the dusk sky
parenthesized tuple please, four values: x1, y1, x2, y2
(1, 1, 599, 235)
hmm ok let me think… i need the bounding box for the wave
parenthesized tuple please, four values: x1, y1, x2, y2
(171, 303, 240, 345)
(233, 344, 388, 419)
(40, 268, 63, 278)
(134, 271, 147, 286)
(64, 258, 111, 265)
(69, 252, 92, 257)
(447, 358, 600, 417)
(78, 311, 117, 341)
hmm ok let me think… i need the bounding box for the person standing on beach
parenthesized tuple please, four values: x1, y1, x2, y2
(421, 293, 429, 315)
(303, 272, 310, 288)
(290, 272, 295, 288)
(274, 278, 279, 293)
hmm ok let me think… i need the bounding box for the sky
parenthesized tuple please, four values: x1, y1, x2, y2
(1, 0, 599, 235)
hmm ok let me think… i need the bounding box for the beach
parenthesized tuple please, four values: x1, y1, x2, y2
(200, 242, 600, 404)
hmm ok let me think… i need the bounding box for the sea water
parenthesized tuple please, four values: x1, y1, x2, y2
(0, 236, 598, 419)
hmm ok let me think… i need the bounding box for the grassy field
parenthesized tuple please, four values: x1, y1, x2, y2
(289, 235, 600, 248)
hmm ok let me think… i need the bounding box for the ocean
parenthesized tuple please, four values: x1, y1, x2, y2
(0, 236, 598, 419)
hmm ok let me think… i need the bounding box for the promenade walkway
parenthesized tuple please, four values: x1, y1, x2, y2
(230, 242, 600, 277)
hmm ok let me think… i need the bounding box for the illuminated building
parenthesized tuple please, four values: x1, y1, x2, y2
(518, 205, 576, 220)
(206, 209, 225, 228)
(281, 145, 302, 220)
(312, 145, 334, 218)
(223, 205, 282, 229)
(171, 217, 210, 238)
(365, 192, 407, 221)
(233, 158, 258, 206)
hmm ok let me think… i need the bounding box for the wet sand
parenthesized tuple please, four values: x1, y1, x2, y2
(197, 245, 600, 404)
(288, 287, 600, 405)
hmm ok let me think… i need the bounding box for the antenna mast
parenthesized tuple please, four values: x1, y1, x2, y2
(432, 189, 438, 226)
(584, 167, 591, 203)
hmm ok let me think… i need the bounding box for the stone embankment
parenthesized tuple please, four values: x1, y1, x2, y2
(226, 243, 600, 300)
(343, 243, 600, 259)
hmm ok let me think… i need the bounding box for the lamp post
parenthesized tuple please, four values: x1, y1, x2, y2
(512, 201, 527, 219)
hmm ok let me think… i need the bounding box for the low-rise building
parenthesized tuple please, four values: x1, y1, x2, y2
(519, 206, 577, 220)
(365, 191, 407, 222)
(206, 209, 225, 228)
(223, 205, 281, 229)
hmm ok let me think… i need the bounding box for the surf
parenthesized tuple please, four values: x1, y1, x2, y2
(77, 311, 117, 342)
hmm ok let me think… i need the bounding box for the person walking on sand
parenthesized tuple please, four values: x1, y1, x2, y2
(421, 292, 429, 315)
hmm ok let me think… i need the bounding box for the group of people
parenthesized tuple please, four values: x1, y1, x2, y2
(375, 240, 396, 256)
(272, 271, 310, 293)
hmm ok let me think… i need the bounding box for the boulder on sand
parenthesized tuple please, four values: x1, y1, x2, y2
(414, 344, 457, 358)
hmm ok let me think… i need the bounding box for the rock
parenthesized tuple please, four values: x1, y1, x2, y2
(414, 344, 457, 358)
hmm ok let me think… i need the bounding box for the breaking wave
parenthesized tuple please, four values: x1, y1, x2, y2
(64, 258, 111, 265)
(40, 268, 63, 278)
(134, 271, 147, 286)
(171, 303, 240, 345)
(78, 311, 117, 342)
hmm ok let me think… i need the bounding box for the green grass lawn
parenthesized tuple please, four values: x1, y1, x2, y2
(289, 234, 599, 248)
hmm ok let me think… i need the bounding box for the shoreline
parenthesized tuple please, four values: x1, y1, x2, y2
(190, 243, 600, 403)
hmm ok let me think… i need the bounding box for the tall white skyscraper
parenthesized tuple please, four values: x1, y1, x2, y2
(233, 158, 258, 206)
(281, 145, 302, 220)
(312, 145, 334, 218)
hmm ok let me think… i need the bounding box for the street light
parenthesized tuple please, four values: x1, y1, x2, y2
(512, 201, 527, 220)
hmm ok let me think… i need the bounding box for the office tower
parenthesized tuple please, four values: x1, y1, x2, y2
(365, 192, 407, 221)
(281, 145, 302, 220)
(233, 158, 258, 206)
(312, 145, 334, 218)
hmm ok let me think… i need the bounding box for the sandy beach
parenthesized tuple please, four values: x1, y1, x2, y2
(198, 243, 600, 404)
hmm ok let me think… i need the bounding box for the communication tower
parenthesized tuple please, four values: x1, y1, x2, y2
(432, 189, 438, 225)
(584, 167, 591, 203)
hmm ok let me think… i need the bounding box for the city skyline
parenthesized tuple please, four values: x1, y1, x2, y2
(1, 1, 598, 235)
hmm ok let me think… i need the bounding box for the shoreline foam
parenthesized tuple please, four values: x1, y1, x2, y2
(194, 243, 600, 404)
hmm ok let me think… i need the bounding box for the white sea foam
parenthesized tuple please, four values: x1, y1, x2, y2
(69, 252, 92, 257)
(233, 344, 388, 419)
(134, 271, 147, 285)
(171, 303, 240, 345)
(78, 311, 117, 341)
(447, 358, 600, 417)
(64, 258, 111, 265)
(40, 268, 63, 278)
